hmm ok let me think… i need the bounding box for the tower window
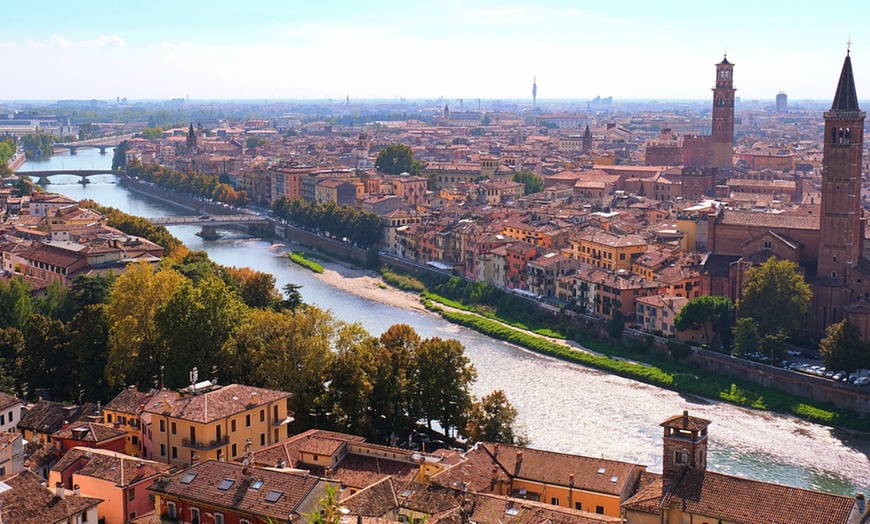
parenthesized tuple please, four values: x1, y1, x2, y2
(832, 127, 837, 142)
(846, 128, 851, 143)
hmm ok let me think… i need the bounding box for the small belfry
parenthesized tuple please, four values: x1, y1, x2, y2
(660, 410, 711, 484)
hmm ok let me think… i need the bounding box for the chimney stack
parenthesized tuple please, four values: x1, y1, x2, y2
(55, 482, 65, 499)
(73, 484, 81, 495)
(242, 467, 253, 483)
(856, 493, 866, 516)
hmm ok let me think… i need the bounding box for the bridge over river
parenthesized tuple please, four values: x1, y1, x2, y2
(52, 134, 135, 155)
(148, 215, 270, 239)
(24, 169, 126, 185)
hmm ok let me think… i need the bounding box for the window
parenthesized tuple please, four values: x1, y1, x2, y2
(0, 415, 4, 425)
(171, 422, 177, 435)
(675, 450, 687, 464)
(106, 413, 112, 423)
(128, 488, 136, 501)
(550, 497, 559, 505)
(160, 444, 166, 457)
(574, 502, 582, 511)
(241, 520, 252, 524)
(260, 409, 265, 422)
(246, 414, 251, 427)
(132, 436, 139, 446)
(232, 443, 237, 457)
(596, 506, 604, 515)
(231, 419, 237, 432)
(166, 502, 177, 519)
(215, 513, 225, 524)
(191, 507, 200, 524)
(7, 411, 11, 422)
(171, 446, 178, 460)
(159, 420, 165, 433)
(260, 433, 266, 446)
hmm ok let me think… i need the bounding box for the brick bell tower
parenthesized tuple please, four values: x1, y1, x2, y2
(660, 410, 711, 484)
(711, 55, 736, 170)
(818, 50, 865, 282)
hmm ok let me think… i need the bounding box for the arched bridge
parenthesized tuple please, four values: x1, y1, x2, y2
(148, 215, 270, 240)
(24, 169, 126, 185)
(52, 134, 135, 155)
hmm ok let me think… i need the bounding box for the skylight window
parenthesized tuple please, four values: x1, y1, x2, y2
(180, 472, 197, 485)
(505, 506, 520, 516)
(597, 467, 606, 474)
(265, 490, 283, 503)
(400, 489, 413, 498)
(218, 478, 235, 491)
(610, 476, 618, 483)
(250, 480, 264, 490)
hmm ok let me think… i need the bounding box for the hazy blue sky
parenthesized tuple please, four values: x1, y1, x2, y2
(4, 1, 869, 102)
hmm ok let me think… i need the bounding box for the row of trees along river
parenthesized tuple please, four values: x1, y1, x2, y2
(17, 148, 870, 497)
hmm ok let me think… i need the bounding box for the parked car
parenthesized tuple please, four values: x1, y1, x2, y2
(854, 377, 870, 387)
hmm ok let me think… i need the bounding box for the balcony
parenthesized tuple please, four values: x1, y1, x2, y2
(181, 435, 229, 450)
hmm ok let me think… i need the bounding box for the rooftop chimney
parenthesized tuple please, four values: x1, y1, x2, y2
(857, 493, 866, 516)
(55, 482, 65, 499)
(73, 484, 81, 496)
(242, 467, 253, 483)
(682, 410, 689, 426)
(249, 391, 260, 406)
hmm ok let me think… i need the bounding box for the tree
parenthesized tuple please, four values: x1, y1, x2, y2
(411, 337, 477, 436)
(732, 317, 758, 356)
(369, 324, 420, 434)
(18, 314, 69, 399)
(104, 263, 186, 389)
(819, 321, 869, 373)
(221, 307, 335, 426)
(739, 258, 812, 338)
(674, 296, 733, 346)
(280, 283, 304, 313)
(0, 278, 34, 331)
(156, 275, 250, 388)
(66, 305, 111, 402)
(112, 140, 131, 170)
(605, 311, 625, 340)
(305, 483, 344, 524)
(462, 390, 527, 446)
(324, 322, 378, 438)
(375, 144, 422, 176)
(246, 136, 266, 149)
(513, 171, 544, 195)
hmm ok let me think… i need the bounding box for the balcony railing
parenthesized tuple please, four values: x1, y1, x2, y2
(181, 435, 229, 450)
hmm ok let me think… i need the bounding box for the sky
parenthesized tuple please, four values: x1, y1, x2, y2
(3, 0, 870, 102)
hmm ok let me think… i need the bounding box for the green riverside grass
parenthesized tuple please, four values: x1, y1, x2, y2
(419, 295, 870, 433)
(288, 252, 324, 273)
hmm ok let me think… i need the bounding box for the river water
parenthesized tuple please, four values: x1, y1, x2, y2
(21, 149, 870, 497)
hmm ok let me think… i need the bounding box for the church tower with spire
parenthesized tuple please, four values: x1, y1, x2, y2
(711, 56, 736, 170)
(818, 51, 865, 283)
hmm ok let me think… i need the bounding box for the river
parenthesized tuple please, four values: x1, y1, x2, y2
(20, 149, 870, 497)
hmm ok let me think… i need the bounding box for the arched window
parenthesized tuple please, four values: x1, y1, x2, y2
(832, 127, 837, 142)
(845, 128, 851, 143)
(839, 128, 845, 143)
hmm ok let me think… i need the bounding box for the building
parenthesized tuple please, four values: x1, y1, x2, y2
(142, 383, 292, 468)
(621, 411, 866, 524)
(49, 447, 172, 524)
(104, 386, 154, 457)
(0, 432, 25, 476)
(568, 231, 647, 272)
(711, 56, 736, 170)
(148, 460, 329, 524)
(0, 392, 22, 434)
(50, 421, 127, 455)
(776, 91, 788, 112)
(17, 400, 99, 445)
(0, 470, 102, 524)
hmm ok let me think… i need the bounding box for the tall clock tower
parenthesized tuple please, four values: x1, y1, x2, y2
(711, 56, 736, 170)
(818, 51, 865, 282)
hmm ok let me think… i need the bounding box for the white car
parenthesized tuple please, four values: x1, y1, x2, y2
(854, 377, 870, 387)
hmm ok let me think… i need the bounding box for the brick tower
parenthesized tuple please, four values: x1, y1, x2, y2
(818, 51, 865, 282)
(660, 410, 711, 484)
(711, 56, 736, 170)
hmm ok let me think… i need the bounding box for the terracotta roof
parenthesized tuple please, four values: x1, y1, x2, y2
(661, 468, 858, 524)
(144, 384, 290, 424)
(52, 447, 172, 486)
(105, 386, 154, 415)
(0, 470, 102, 524)
(250, 429, 365, 469)
(0, 391, 21, 411)
(51, 421, 127, 443)
(718, 210, 820, 230)
(148, 460, 324, 521)
(18, 400, 99, 435)
(621, 471, 663, 515)
(470, 492, 621, 524)
(659, 411, 711, 433)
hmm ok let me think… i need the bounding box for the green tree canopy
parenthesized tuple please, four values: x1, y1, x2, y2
(375, 144, 422, 176)
(411, 337, 477, 436)
(513, 171, 544, 195)
(819, 320, 870, 373)
(739, 258, 812, 337)
(462, 389, 527, 445)
(733, 317, 759, 356)
(674, 296, 733, 346)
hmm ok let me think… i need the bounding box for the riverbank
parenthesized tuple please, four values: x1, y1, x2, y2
(268, 243, 429, 313)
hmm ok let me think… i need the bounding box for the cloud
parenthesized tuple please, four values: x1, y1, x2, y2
(27, 34, 127, 50)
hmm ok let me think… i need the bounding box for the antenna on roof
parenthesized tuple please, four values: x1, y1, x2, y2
(190, 367, 198, 387)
